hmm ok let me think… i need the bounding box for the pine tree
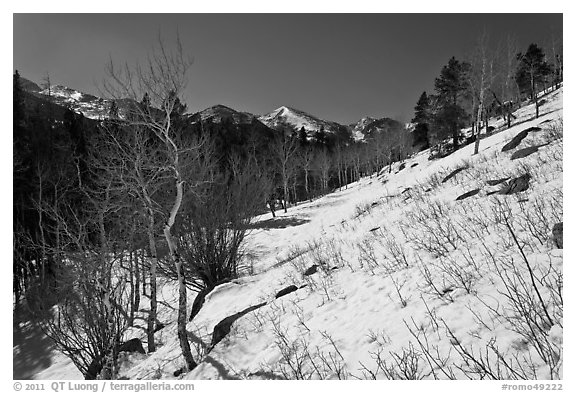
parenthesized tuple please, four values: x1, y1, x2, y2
(515, 43, 551, 118)
(432, 57, 471, 151)
(412, 91, 430, 150)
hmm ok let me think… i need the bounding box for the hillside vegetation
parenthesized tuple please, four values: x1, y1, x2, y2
(22, 86, 563, 381)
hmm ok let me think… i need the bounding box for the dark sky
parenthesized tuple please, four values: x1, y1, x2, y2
(13, 14, 562, 124)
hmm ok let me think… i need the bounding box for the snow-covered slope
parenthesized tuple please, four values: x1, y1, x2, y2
(17, 87, 563, 381)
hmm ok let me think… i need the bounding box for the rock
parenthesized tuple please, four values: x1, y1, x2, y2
(502, 129, 529, 152)
(173, 368, 184, 377)
(552, 222, 563, 249)
(411, 163, 419, 168)
(189, 287, 212, 321)
(442, 167, 466, 183)
(303, 265, 318, 276)
(398, 163, 406, 171)
(486, 177, 510, 186)
(118, 338, 146, 354)
(369, 227, 381, 232)
(511, 146, 539, 160)
(499, 174, 531, 195)
(487, 126, 495, 133)
(210, 302, 266, 348)
(275, 285, 298, 299)
(455, 189, 480, 201)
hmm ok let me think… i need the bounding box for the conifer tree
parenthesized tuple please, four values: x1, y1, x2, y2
(515, 43, 551, 118)
(412, 91, 430, 150)
(432, 57, 471, 151)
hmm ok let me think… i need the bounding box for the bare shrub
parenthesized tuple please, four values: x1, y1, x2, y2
(542, 119, 563, 143)
(354, 201, 374, 219)
(264, 317, 348, 380)
(357, 341, 429, 380)
(404, 199, 464, 258)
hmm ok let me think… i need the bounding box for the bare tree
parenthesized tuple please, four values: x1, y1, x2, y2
(313, 147, 332, 193)
(103, 35, 205, 371)
(468, 29, 497, 155)
(28, 171, 132, 379)
(300, 145, 315, 200)
(271, 128, 300, 212)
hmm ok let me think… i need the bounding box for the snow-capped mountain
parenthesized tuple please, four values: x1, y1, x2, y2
(35, 84, 111, 120)
(190, 104, 257, 125)
(350, 116, 405, 140)
(349, 117, 377, 141)
(259, 105, 346, 137)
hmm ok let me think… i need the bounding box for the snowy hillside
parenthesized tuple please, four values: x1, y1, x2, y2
(16, 87, 563, 381)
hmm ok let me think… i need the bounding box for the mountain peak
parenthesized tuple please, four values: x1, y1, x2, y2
(259, 105, 343, 136)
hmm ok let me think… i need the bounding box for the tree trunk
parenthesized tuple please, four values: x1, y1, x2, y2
(304, 169, 309, 201)
(283, 179, 289, 213)
(473, 102, 483, 155)
(146, 212, 158, 353)
(163, 179, 196, 371)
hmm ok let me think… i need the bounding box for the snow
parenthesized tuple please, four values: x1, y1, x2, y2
(15, 87, 563, 381)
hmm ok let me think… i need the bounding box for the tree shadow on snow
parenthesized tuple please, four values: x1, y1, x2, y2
(13, 303, 55, 379)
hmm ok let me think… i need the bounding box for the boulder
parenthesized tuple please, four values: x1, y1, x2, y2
(502, 130, 529, 152)
(399, 163, 406, 171)
(411, 162, 419, 168)
(210, 302, 266, 348)
(118, 338, 146, 355)
(303, 265, 318, 276)
(499, 174, 531, 195)
(511, 146, 539, 160)
(552, 222, 563, 249)
(442, 167, 467, 183)
(456, 189, 480, 201)
(275, 285, 298, 299)
(486, 177, 510, 186)
(487, 126, 496, 133)
(189, 287, 212, 321)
